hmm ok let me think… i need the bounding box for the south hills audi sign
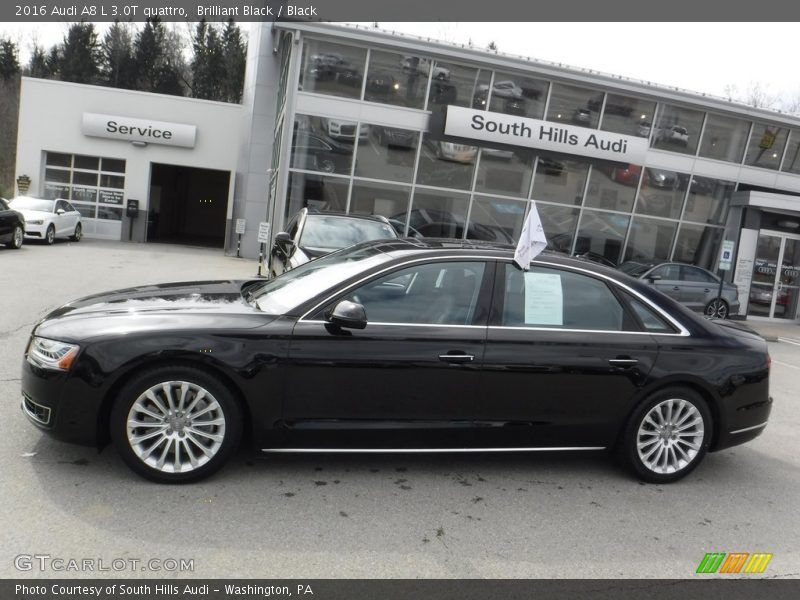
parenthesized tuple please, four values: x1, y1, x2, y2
(444, 105, 648, 163)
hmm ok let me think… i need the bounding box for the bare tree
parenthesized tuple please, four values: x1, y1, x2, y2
(724, 81, 781, 110)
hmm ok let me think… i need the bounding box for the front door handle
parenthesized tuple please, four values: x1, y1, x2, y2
(439, 353, 475, 363)
(608, 358, 639, 367)
(672, 286, 681, 291)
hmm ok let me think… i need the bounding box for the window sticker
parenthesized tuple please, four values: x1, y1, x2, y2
(524, 272, 563, 325)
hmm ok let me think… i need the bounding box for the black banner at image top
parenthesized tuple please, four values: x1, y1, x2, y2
(4, 579, 800, 600)
(3, 0, 800, 21)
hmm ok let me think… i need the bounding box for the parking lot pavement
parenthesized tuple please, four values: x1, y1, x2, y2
(1, 239, 799, 579)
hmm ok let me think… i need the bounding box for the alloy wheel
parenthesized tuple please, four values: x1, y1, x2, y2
(12, 226, 23, 249)
(46, 225, 55, 244)
(705, 299, 728, 319)
(126, 380, 227, 474)
(636, 398, 704, 475)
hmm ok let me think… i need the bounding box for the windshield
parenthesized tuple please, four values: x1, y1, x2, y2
(10, 198, 55, 212)
(252, 245, 394, 314)
(300, 215, 396, 251)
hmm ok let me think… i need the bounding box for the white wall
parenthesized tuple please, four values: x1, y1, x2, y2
(16, 78, 242, 241)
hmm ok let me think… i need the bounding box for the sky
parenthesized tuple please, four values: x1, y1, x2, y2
(1, 21, 797, 109)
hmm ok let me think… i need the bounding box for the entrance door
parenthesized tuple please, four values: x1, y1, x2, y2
(748, 231, 800, 320)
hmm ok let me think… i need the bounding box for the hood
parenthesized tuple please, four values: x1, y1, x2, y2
(34, 280, 271, 341)
(15, 208, 51, 220)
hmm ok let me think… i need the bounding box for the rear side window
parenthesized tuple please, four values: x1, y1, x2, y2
(681, 266, 716, 283)
(650, 264, 680, 280)
(620, 291, 677, 334)
(501, 265, 625, 331)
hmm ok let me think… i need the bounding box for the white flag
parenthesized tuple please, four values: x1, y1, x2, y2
(513, 202, 547, 270)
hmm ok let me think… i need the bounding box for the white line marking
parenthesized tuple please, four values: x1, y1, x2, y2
(778, 337, 800, 346)
(773, 359, 800, 370)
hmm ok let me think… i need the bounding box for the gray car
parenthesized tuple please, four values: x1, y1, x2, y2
(619, 261, 739, 319)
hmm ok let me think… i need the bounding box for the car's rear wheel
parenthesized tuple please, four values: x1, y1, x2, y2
(705, 298, 729, 319)
(10, 225, 23, 249)
(110, 365, 242, 483)
(317, 157, 336, 173)
(45, 225, 55, 245)
(71, 223, 82, 242)
(620, 387, 712, 483)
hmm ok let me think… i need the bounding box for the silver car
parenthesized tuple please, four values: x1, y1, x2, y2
(619, 261, 739, 319)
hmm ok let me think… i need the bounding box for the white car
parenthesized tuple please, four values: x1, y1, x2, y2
(9, 196, 82, 244)
(320, 118, 369, 142)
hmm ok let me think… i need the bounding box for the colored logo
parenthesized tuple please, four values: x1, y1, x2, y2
(696, 552, 773, 574)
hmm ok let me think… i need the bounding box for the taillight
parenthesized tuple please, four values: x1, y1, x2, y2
(767, 354, 772, 370)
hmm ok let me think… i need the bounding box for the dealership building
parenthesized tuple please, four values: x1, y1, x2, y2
(14, 21, 800, 321)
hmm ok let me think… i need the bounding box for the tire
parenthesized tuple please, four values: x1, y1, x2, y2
(71, 223, 82, 242)
(110, 365, 243, 483)
(619, 387, 712, 483)
(10, 225, 23, 249)
(45, 224, 55, 245)
(704, 298, 729, 319)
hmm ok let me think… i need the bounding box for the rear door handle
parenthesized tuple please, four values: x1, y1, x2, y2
(608, 358, 639, 367)
(672, 286, 681, 291)
(439, 353, 475, 363)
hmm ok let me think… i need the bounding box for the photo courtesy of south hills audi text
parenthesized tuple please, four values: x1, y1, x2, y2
(15, 583, 315, 597)
(15, 4, 319, 18)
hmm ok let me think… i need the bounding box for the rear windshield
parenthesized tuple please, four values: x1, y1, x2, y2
(300, 216, 396, 251)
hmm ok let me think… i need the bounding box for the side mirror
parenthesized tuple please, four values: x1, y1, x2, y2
(328, 300, 367, 330)
(56, 209, 65, 215)
(646, 274, 662, 283)
(274, 231, 295, 254)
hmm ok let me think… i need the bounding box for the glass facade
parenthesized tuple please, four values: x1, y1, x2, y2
(289, 34, 800, 270)
(43, 152, 126, 221)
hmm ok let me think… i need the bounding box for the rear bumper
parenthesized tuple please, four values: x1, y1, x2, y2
(713, 396, 772, 451)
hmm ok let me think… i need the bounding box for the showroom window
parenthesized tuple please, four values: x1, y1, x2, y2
(349, 180, 411, 227)
(290, 115, 355, 176)
(475, 147, 533, 198)
(781, 130, 800, 174)
(651, 103, 704, 155)
(365, 50, 428, 109)
(745, 123, 789, 170)
(546, 83, 601, 129)
(299, 39, 367, 99)
(487, 71, 548, 119)
(698, 113, 750, 163)
(635, 168, 689, 220)
(538, 203, 580, 254)
(407, 188, 471, 238)
(672, 223, 723, 270)
(43, 152, 126, 221)
(530, 154, 589, 206)
(600, 93, 656, 138)
(584, 160, 639, 213)
(574, 209, 630, 265)
(285, 172, 349, 221)
(354, 123, 418, 183)
(415, 133, 477, 190)
(427, 61, 491, 113)
(623, 216, 678, 262)
(467, 196, 527, 244)
(681, 177, 734, 225)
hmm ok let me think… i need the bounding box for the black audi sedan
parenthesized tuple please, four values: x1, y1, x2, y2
(21, 240, 771, 484)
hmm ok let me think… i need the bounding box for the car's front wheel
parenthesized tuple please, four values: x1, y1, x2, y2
(620, 387, 712, 483)
(110, 365, 243, 483)
(10, 225, 23, 249)
(705, 298, 729, 319)
(45, 224, 55, 245)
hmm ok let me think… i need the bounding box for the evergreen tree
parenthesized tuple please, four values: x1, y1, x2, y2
(26, 44, 51, 78)
(46, 45, 61, 78)
(221, 19, 246, 103)
(133, 18, 185, 96)
(60, 22, 100, 84)
(99, 21, 136, 89)
(0, 38, 21, 80)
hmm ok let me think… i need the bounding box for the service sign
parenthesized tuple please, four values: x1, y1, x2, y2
(82, 113, 197, 148)
(444, 105, 648, 164)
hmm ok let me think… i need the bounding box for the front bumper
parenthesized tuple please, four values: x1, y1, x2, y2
(20, 358, 101, 446)
(23, 223, 44, 238)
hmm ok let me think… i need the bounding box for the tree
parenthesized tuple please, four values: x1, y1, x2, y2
(59, 22, 100, 84)
(46, 45, 61, 78)
(26, 44, 51, 78)
(99, 21, 136, 89)
(220, 20, 246, 103)
(133, 18, 185, 96)
(724, 81, 781, 110)
(0, 38, 21, 80)
(487, 41, 498, 52)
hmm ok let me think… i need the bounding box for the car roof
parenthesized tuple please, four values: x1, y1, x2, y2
(304, 209, 393, 226)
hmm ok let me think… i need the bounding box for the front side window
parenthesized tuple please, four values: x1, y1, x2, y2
(343, 261, 487, 326)
(650, 264, 681, 280)
(500, 265, 624, 331)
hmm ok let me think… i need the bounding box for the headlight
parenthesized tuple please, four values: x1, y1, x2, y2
(27, 219, 43, 225)
(26, 336, 80, 371)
